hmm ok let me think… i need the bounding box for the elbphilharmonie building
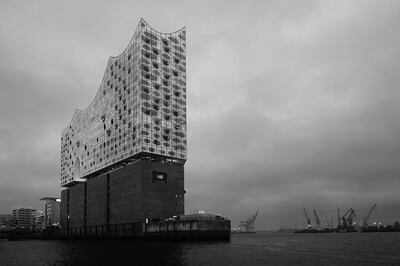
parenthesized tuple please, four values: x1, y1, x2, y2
(60, 19, 186, 231)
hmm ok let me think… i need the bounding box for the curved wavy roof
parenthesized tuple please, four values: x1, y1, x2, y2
(63, 18, 185, 131)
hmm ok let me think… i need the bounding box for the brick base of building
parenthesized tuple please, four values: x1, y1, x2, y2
(60, 158, 184, 230)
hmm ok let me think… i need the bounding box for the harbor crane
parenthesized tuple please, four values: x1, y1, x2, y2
(313, 209, 321, 227)
(363, 203, 377, 227)
(303, 208, 311, 228)
(341, 208, 356, 228)
(238, 209, 259, 232)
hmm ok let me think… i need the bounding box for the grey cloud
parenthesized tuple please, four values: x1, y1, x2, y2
(1, 0, 400, 229)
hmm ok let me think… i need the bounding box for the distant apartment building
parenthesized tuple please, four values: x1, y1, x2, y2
(12, 208, 33, 229)
(33, 209, 45, 230)
(41, 197, 61, 227)
(0, 214, 12, 229)
(12, 208, 45, 229)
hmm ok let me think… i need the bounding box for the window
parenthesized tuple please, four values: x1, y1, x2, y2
(153, 171, 167, 183)
(143, 108, 151, 115)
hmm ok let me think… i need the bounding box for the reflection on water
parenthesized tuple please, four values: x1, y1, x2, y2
(1, 232, 400, 266)
(0, 240, 190, 266)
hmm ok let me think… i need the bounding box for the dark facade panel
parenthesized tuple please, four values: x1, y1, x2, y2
(86, 174, 107, 226)
(68, 182, 85, 228)
(141, 160, 184, 221)
(60, 189, 68, 228)
(109, 161, 142, 224)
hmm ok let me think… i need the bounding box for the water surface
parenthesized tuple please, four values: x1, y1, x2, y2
(1, 232, 399, 265)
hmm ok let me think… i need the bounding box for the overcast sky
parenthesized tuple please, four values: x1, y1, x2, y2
(1, 0, 400, 230)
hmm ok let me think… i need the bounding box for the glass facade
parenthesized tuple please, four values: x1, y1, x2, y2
(61, 19, 186, 187)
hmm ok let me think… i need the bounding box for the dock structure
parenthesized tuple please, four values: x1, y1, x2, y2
(0, 214, 231, 242)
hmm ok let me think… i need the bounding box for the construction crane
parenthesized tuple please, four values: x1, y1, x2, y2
(341, 208, 356, 228)
(303, 208, 311, 228)
(238, 209, 259, 233)
(313, 209, 321, 227)
(363, 203, 376, 227)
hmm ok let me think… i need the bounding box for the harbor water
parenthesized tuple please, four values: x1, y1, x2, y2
(1, 232, 400, 265)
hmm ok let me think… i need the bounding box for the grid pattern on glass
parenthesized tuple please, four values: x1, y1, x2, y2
(61, 19, 186, 187)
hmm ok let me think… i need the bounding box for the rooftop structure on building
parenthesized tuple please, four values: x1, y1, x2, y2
(61, 18, 187, 187)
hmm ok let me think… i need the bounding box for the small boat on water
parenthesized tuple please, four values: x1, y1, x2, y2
(294, 228, 334, 233)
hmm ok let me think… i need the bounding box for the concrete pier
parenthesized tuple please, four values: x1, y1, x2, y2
(1, 218, 231, 242)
